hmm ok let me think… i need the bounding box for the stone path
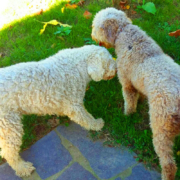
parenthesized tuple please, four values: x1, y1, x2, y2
(0, 123, 161, 180)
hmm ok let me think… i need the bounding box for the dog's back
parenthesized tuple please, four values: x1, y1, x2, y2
(0, 48, 89, 115)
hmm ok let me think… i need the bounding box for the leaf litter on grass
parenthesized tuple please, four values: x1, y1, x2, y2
(37, 19, 72, 35)
(169, 29, 180, 38)
(83, 10, 92, 19)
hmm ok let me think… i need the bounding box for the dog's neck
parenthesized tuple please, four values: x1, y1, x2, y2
(114, 23, 131, 49)
(116, 23, 130, 37)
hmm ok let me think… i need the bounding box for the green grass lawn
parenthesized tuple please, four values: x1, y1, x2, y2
(0, 0, 180, 178)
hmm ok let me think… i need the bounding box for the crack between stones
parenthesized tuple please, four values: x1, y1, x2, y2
(107, 162, 139, 180)
(54, 129, 101, 180)
(45, 160, 74, 180)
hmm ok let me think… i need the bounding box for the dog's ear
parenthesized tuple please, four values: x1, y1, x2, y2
(100, 19, 119, 45)
(127, 17, 132, 23)
(87, 59, 105, 81)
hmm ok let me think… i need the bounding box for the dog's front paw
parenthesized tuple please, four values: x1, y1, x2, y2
(15, 161, 35, 177)
(90, 118, 104, 131)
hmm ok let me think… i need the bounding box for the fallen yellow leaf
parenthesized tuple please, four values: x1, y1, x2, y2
(46, 20, 61, 25)
(37, 19, 72, 35)
(40, 23, 47, 35)
(40, 20, 72, 27)
(66, 4, 78, 9)
(61, 7, 65, 13)
(126, 5, 130, 9)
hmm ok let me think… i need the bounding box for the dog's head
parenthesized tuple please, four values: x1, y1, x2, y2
(91, 8, 132, 48)
(87, 46, 116, 81)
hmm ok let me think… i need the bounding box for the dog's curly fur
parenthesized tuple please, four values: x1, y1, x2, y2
(0, 45, 116, 177)
(92, 7, 180, 180)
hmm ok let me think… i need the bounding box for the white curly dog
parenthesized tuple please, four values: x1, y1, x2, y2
(92, 8, 180, 180)
(0, 45, 116, 177)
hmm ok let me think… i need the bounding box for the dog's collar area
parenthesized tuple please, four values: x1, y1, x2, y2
(117, 24, 130, 35)
(115, 24, 130, 45)
(114, 24, 130, 48)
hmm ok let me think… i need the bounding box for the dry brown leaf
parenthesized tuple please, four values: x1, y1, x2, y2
(119, 0, 127, 9)
(83, 10, 92, 19)
(57, 36, 65, 41)
(51, 43, 56, 48)
(77, 0, 85, 6)
(119, 0, 127, 6)
(48, 118, 59, 128)
(0, 53, 4, 58)
(34, 9, 43, 15)
(169, 30, 180, 38)
(120, 5, 126, 9)
(131, 10, 137, 14)
(66, 4, 78, 9)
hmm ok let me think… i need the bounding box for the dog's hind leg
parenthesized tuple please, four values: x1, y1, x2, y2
(0, 111, 35, 177)
(150, 104, 179, 180)
(122, 84, 139, 115)
(66, 104, 104, 131)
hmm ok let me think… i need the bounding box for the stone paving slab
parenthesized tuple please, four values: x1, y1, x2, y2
(0, 122, 161, 180)
(150, 170, 162, 180)
(22, 130, 72, 179)
(56, 123, 137, 179)
(125, 165, 161, 180)
(0, 163, 22, 180)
